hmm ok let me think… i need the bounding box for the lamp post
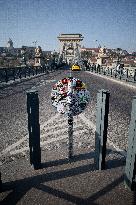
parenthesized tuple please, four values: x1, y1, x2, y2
(21, 47, 26, 67)
(116, 48, 122, 65)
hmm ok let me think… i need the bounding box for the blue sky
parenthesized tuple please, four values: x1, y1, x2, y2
(0, 0, 135, 52)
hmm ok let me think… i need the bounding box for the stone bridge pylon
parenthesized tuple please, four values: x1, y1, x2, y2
(57, 33, 84, 64)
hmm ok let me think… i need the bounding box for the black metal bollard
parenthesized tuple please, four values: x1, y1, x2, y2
(25, 67, 27, 78)
(111, 68, 112, 77)
(28, 67, 31, 77)
(95, 89, 110, 170)
(108, 68, 109, 75)
(124, 96, 136, 191)
(27, 89, 41, 170)
(133, 69, 136, 82)
(119, 70, 122, 80)
(104, 68, 106, 75)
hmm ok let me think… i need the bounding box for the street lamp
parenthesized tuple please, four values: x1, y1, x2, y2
(116, 48, 122, 65)
(20, 47, 26, 66)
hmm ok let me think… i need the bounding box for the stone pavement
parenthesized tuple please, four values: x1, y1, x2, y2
(0, 144, 135, 205)
(0, 69, 136, 204)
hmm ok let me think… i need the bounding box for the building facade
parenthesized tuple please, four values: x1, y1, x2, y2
(57, 34, 84, 64)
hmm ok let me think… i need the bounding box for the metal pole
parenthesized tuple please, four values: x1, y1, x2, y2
(12, 68, 15, 81)
(68, 77, 74, 159)
(111, 68, 112, 77)
(68, 114, 73, 159)
(95, 89, 110, 170)
(27, 89, 41, 169)
(124, 96, 136, 191)
(133, 69, 136, 82)
(25, 67, 27, 78)
(29, 67, 31, 77)
(119, 68, 122, 80)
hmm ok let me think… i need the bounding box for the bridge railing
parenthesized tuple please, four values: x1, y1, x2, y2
(0, 66, 46, 83)
(86, 65, 136, 83)
(0, 63, 62, 84)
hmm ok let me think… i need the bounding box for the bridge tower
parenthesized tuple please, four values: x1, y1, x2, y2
(57, 34, 84, 64)
(7, 38, 13, 50)
(97, 47, 109, 66)
(34, 46, 44, 66)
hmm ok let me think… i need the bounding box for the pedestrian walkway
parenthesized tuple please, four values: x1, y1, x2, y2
(0, 141, 135, 205)
(86, 71, 136, 90)
(0, 69, 135, 204)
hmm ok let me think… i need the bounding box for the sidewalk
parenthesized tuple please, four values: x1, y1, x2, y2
(0, 68, 135, 205)
(0, 144, 135, 205)
(86, 71, 136, 90)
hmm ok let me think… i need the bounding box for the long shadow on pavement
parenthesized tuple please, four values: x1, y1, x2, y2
(1, 150, 126, 205)
(41, 151, 95, 168)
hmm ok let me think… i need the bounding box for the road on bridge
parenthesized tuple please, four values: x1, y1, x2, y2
(0, 68, 136, 163)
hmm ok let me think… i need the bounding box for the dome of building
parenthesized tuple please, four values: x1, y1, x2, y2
(7, 38, 13, 48)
